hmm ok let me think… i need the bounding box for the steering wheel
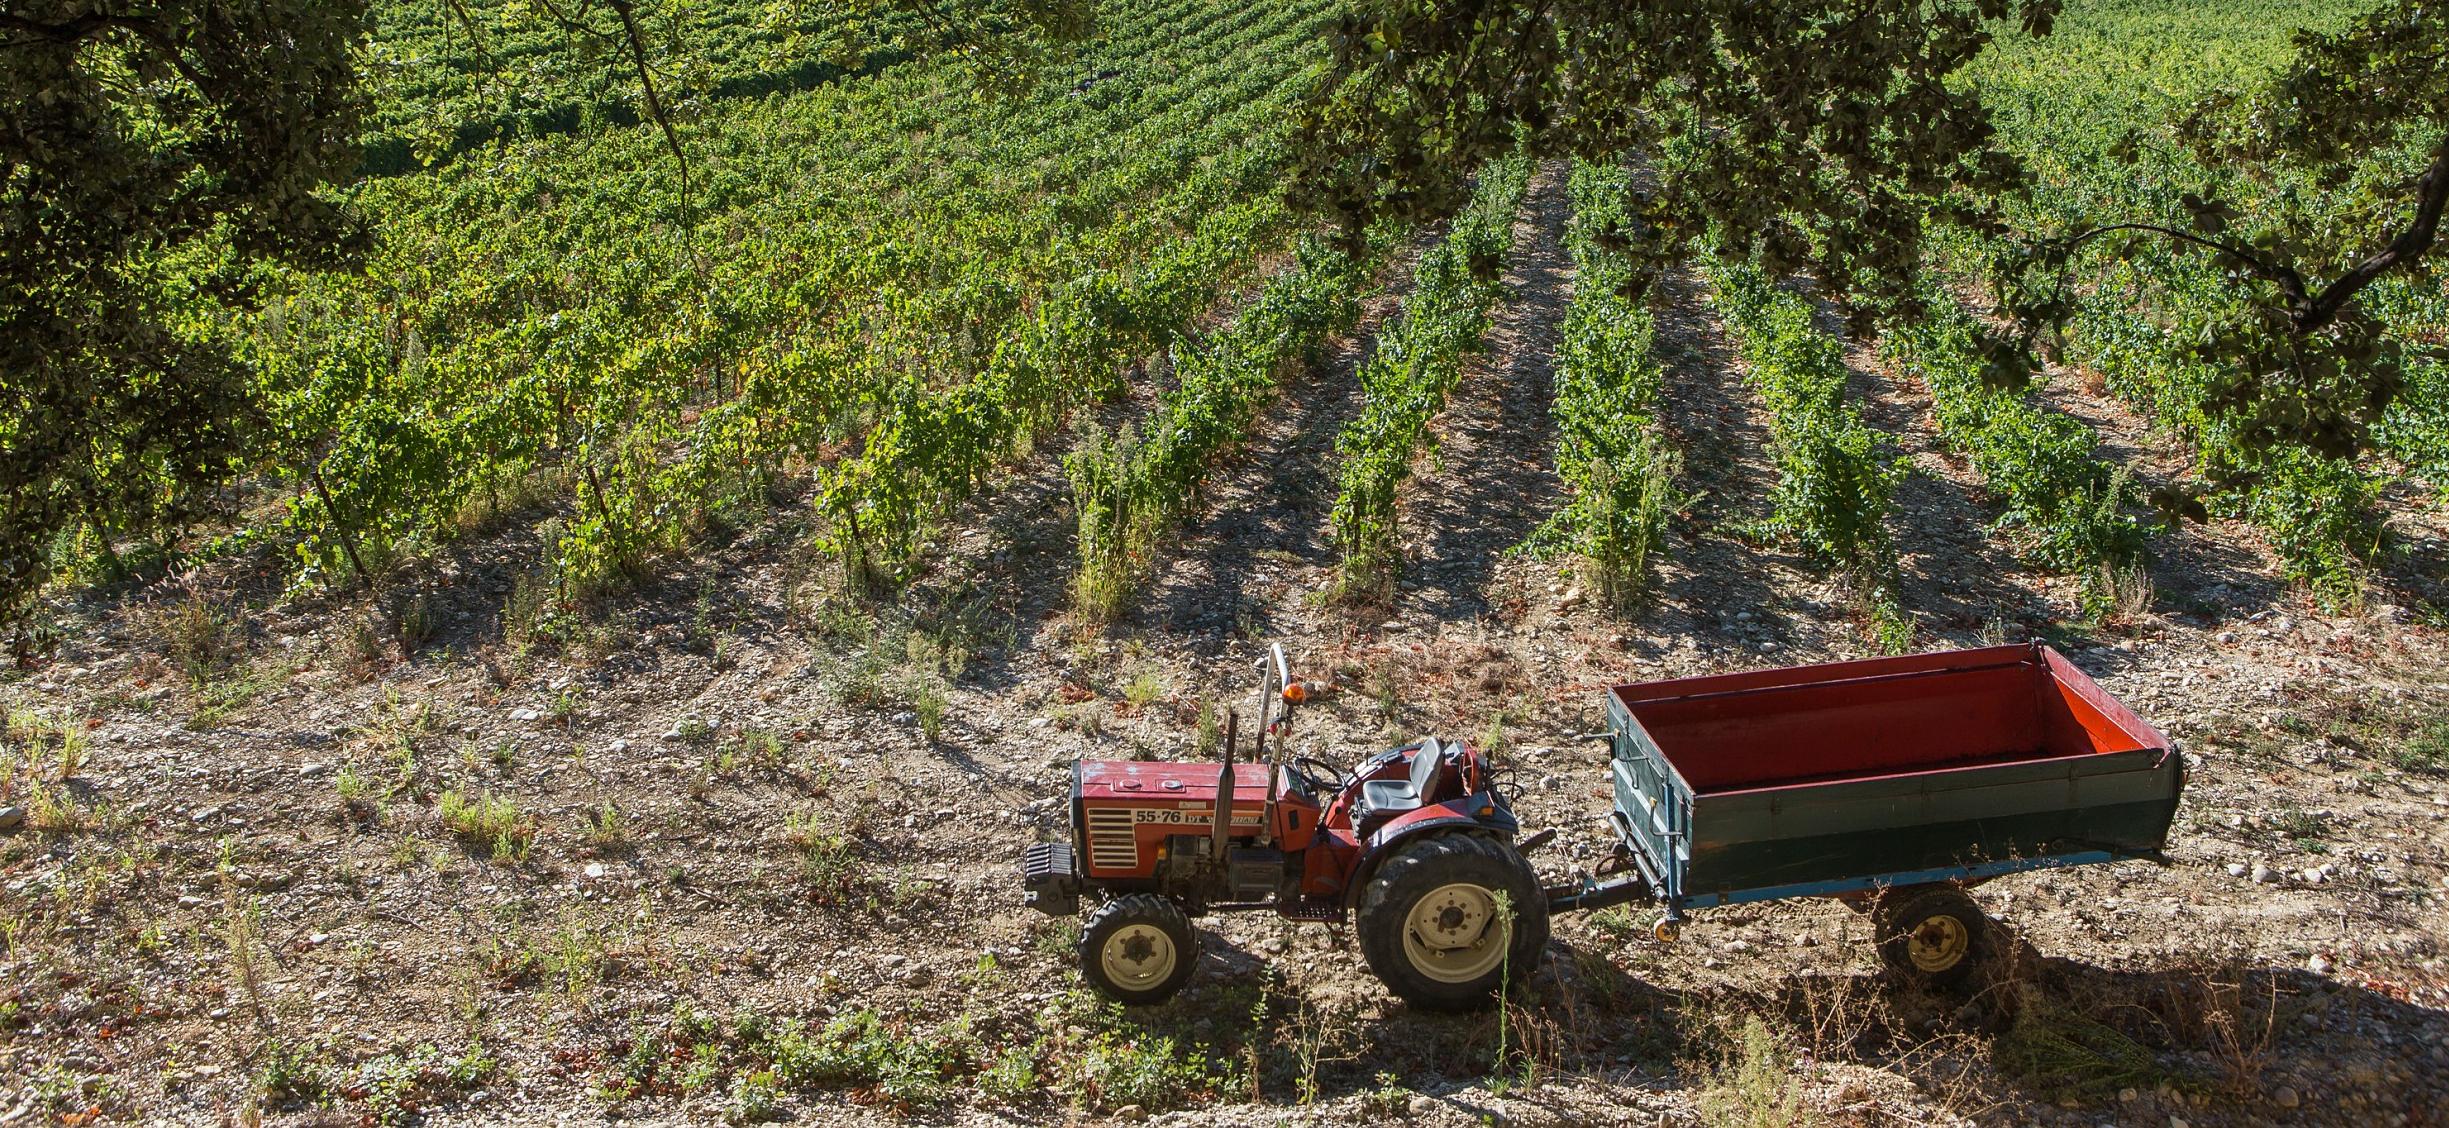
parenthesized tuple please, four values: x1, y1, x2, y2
(1287, 756, 1342, 793)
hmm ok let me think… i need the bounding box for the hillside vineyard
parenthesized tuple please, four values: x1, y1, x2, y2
(3, 0, 2447, 1124)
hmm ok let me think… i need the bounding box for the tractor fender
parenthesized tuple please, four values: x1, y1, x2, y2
(1342, 795, 1521, 911)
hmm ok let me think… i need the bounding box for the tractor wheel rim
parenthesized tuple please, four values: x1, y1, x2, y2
(1401, 882, 1510, 984)
(1906, 913, 1969, 973)
(1100, 923, 1177, 989)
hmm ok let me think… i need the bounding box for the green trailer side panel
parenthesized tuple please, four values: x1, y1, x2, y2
(1683, 796, 2177, 896)
(1682, 751, 2179, 896)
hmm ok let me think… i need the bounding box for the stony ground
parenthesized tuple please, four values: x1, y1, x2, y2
(3, 170, 2446, 1127)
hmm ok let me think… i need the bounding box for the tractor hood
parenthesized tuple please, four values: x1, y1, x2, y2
(1076, 759, 1271, 802)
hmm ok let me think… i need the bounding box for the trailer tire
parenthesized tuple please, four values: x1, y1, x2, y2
(1079, 894, 1198, 1006)
(1875, 886, 1988, 990)
(1357, 834, 1550, 1012)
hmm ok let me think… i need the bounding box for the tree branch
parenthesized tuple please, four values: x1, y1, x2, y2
(2301, 131, 2449, 330)
(0, 13, 221, 116)
(0, 12, 124, 42)
(2056, 220, 2309, 306)
(604, 0, 700, 251)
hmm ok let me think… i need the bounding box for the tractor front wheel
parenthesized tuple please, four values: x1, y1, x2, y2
(1356, 834, 1549, 1011)
(1079, 894, 1198, 1005)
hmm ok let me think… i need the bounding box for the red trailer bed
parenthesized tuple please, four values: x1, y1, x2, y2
(1598, 643, 2184, 912)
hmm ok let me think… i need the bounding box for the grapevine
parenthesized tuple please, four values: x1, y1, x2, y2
(1327, 153, 1531, 600)
(1705, 261, 1911, 649)
(1067, 236, 1379, 620)
(1537, 159, 1681, 612)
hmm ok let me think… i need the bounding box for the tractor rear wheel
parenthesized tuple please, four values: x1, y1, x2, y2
(1874, 886, 1989, 990)
(1079, 894, 1198, 1005)
(1356, 834, 1549, 1011)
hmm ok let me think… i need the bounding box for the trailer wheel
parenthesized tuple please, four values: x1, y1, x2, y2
(1078, 894, 1198, 1005)
(1875, 887, 1988, 989)
(1357, 834, 1550, 1012)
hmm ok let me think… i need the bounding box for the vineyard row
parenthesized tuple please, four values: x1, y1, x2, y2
(1328, 154, 1532, 597)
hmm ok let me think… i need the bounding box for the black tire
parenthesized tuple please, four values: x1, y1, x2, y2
(1078, 894, 1198, 1005)
(1356, 834, 1550, 1011)
(1874, 886, 1989, 990)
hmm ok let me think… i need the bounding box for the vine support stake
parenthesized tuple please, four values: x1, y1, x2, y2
(309, 464, 375, 590)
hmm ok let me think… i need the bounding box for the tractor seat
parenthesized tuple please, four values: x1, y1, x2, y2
(1355, 738, 1450, 837)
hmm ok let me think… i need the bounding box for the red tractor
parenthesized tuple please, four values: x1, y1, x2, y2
(1020, 646, 1550, 1010)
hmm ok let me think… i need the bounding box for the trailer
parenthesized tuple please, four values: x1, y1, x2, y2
(1553, 642, 2184, 985)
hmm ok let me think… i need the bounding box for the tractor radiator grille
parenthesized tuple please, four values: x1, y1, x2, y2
(1085, 807, 1138, 871)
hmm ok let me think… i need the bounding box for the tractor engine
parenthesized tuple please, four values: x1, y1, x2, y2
(1023, 758, 1284, 915)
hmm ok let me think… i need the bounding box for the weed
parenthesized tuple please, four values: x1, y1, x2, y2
(2091, 556, 2156, 629)
(543, 918, 609, 1002)
(341, 614, 389, 679)
(912, 679, 947, 741)
(335, 764, 382, 823)
(1477, 708, 1510, 758)
(504, 568, 556, 649)
(783, 808, 862, 898)
(1361, 1071, 1410, 1117)
(1069, 1028, 1218, 1113)
(692, 576, 722, 647)
(731, 727, 784, 769)
(2267, 806, 2328, 848)
(1057, 699, 1107, 738)
(1994, 994, 2161, 1102)
(340, 1042, 496, 1127)
(2152, 967, 2283, 1097)
(160, 590, 239, 685)
(358, 690, 437, 795)
(1693, 1015, 1805, 1128)
(769, 1009, 969, 1107)
(584, 801, 628, 850)
(49, 721, 86, 780)
(437, 790, 535, 860)
(1589, 905, 1638, 942)
(1287, 988, 1357, 1103)
(257, 1037, 328, 1102)
(725, 1069, 781, 1124)
(1859, 583, 1916, 655)
(1366, 657, 1402, 735)
(1486, 890, 1550, 1094)
(979, 1038, 1044, 1101)
(670, 715, 715, 745)
(1122, 669, 1167, 710)
(2395, 716, 2449, 774)
(1193, 697, 1221, 756)
(21, 779, 85, 835)
(223, 891, 268, 1017)
(1032, 916, 1083, 961)
(443, 1042, 499, 1088)
(187, 662, 285, 729)
(801, 593, 875, 646)
(393, 590, 440, 655)
(26, 1063, 115, 1123)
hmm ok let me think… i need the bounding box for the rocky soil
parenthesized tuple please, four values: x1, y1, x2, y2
(3, 169, 2445, 1127)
